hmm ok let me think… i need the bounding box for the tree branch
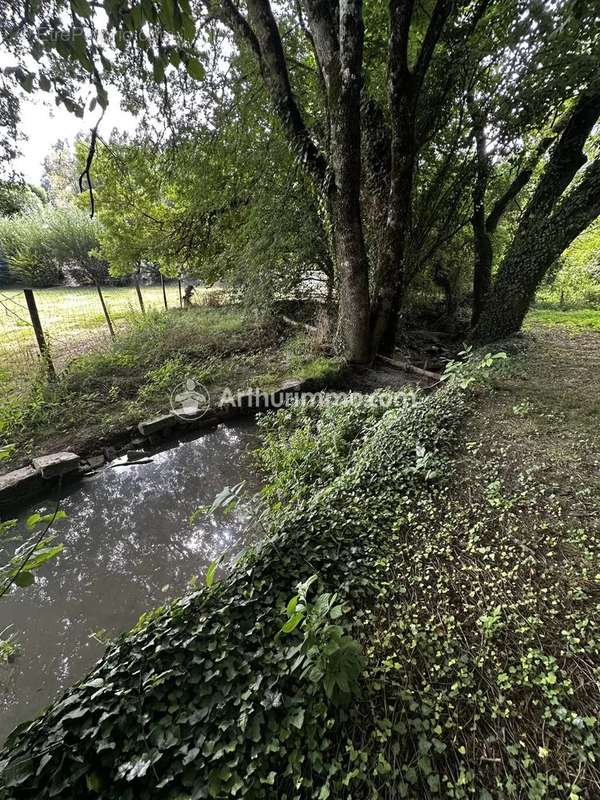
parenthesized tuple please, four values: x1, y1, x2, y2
(414, 0, 454, 91)
(485, 133, 555, 234)
(206, 0, 328, 187)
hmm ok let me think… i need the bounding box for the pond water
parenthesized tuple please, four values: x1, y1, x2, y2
(0, 420, 260, 744)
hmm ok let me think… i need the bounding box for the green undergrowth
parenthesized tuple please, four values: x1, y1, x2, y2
(0, 309, 341, 463)
(2, 343, 599, 798)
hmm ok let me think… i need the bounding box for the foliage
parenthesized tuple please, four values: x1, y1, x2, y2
(0, 205, 103, 286)
(0, 629, 20, 665)
(0, 182, 46, 218)
(0, 512, 65, 597)
(279, 574, 363, 706)
(41, 138, 81, 207)
(82, 111, 332, 307)
(537, 220, 600, 308)
(441, 347, 508, 389)
(2, 0, 600, 348)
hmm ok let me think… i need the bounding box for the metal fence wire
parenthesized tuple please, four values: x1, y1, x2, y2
(0, 281, 182, 392)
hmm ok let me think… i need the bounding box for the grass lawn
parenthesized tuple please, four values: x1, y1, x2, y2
(0, 284, 186, 349)
(0, 284, 222, 396)
(527, 306, 600, 332)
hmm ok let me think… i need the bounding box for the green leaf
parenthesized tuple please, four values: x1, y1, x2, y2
(286, 595, 299, 615)
(71, 0, 92, 17)
(86, 773, 103, 793)
(26, 510, 67, 530)
(206, 560, 218, 588)
(289, 707, 305, 729)
(13, 572, 35, 588)
(181, 13, 196, 41)
(22, 544, 64, 571)
(280, 612, 303, 634)
(186, 58, 205, 81)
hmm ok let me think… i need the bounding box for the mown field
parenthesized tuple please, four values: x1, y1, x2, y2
(1, 283, 183, 353)
(0, 284, 223, 391)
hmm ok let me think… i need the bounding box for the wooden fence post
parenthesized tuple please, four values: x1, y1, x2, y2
(134, 277, 145, 314)
(161, 274, 168, 310)
(23, 288, 56, 379)
(96, 283, 115, 337)
(178, 279, 183, 308)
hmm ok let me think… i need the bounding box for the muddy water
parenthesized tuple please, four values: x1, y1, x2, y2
(0, 420, 260, 744)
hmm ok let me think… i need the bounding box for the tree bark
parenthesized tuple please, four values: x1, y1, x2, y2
(300, 0, 371, 362)
(474, 155, 600, 341)
(474, 87, 600, 341)
(470, 101, 493, 326)
(369, 0, 416, 356)
(329, 0, 371, 363)
(369, 0, 454, 356)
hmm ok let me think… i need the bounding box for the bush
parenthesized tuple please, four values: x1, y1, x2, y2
(0, 207, 104, 287)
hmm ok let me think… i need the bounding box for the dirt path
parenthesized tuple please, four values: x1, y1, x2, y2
(465, 324, 600, 531)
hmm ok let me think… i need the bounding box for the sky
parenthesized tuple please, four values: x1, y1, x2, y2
(12, 85, 139, 184)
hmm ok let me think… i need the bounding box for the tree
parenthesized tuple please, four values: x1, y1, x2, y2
(2, 0, 599, 355)
(0, 205, 103, 287)
(42, 138, 82, 207)
(474, 85, 600, 340)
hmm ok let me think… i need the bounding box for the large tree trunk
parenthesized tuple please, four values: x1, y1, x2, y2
(369, 0, 454, 356)
(301, 0, 371, 362)
(369, 0, 416, 356)
(329, 1, 371, 363)
(474, 155, 600, 341)
(473, 87, 600, 341)
(470, 104, 493, 326)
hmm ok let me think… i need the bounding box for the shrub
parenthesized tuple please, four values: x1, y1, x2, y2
(0, 207, 104, 287)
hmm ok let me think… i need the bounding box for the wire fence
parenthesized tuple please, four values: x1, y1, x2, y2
(0, 280, 183, 393)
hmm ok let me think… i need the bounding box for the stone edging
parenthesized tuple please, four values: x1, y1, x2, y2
(0, 380, 312, 514)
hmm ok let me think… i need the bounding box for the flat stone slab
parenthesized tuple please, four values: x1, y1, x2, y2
(278, 379, 305, 392)
(127, 449, 146, 461)
(0, 466, 44, 506)
(32, 451, 81, 479)
(86, 454, 105, 470)
(138, 414, 178, 436)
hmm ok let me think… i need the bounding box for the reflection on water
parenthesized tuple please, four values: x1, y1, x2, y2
(0, 420, 259, 743)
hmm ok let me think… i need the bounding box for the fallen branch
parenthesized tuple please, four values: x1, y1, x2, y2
(377, 354, 441, 382)
(282, 315, 317, 334)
